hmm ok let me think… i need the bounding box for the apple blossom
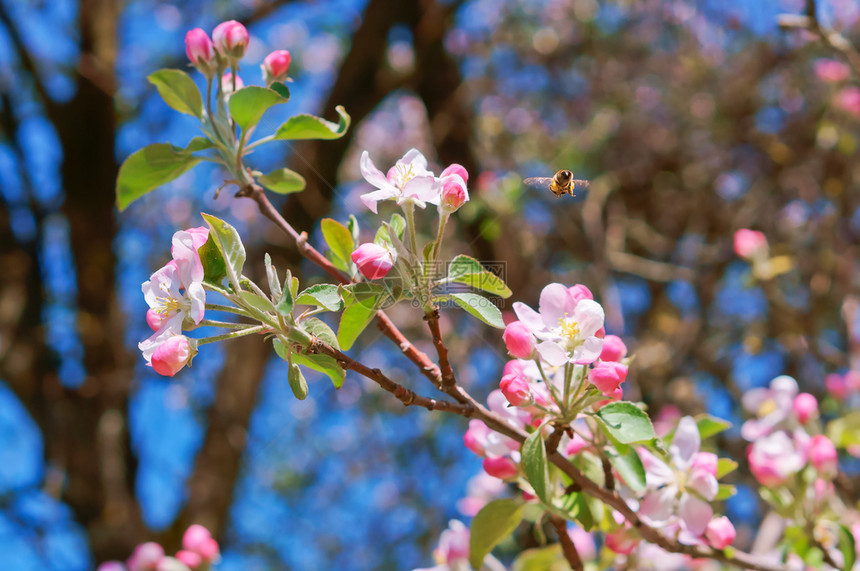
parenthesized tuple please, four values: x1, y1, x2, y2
(432, 164, 470, 213)
(359, 149, 441, 213)
(793, 392, 818, 424)
(175, 551, 201, 569)
(413, 520, 505, 571)
(706, 516, 735, 549)
(127, 542, 164, 571)
(605, 525, 640, 555)
(836, 87, 860, 115)
(826, 372, 852, 399)
(456, 472, 506, 516)
(182, 524, 219, 561)
(212, 20, 248, 59)
(220, 71, 244, 94)
(262, 50, 291, 84)
(568, 526, 596, 561)
(512, 282, 605, 366)
(351, 242, 396, 279)
(589, 361, 628, 395)
(748, 430, 806, 487)
(809, 434, 838, 474)
(564, 432, 588, 456)
(98, 563, 125, 571)
(502, 321, 535, 358)
(149, 335, 196, 377)
(815, 59, 850, 82)
(499, 373, 533, 406)
(740, 375, 798, 441)
(733, 228, 768, 259)
(599, 334, 627, 362)
(462, 419, 518, 458)
(185, 29, 215, 76)
(638, 417, 718, 539)
(482, 455, 518, 480)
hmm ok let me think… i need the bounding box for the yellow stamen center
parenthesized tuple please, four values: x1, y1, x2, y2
(757, 398, 778, 417)
(558, 317, 579, 340)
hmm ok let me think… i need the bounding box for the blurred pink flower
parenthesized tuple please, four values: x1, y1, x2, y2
(835, 87, 860, 114)
(814, 59, 850, 83)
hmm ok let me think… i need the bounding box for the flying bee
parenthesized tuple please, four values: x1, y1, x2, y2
(523, 169, 590, 198)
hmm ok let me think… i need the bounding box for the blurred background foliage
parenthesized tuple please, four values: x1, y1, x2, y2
(0, 0, 859, 568)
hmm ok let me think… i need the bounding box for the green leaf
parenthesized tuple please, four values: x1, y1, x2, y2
(337, 302, 376, 350)
(116, 143, 202, 210)
(296, 284, 343, 312)
(714, 483, 736, 501)
(321, 218, 355, 271)
(148, 69, 203, 117)
(264, 253, 281, 302)
(607, 447, 646, 493)
(288, 362, 309, 400)
(522, 430, 550, 504)
(201, 213, 246, 290)
(596, 402, 656, 444)
(272, 337, 290, 361)
(273, 105, 351, 140)
(451, 272, 512, 298)
(469, 499, 524, 569)
(300, 317, 339, 349)
(199, 234, 227, 287)
(716, 458, 738, 479)
(696, 414, 732, 440)
(347, 214, 360, 245)
(239, 291, 275, 316)
(292, 352, 345, 388)
(270, 82, 291, 99)
(258, 168, 306, 195)
(839, 525, 856, 571)
(512, 545, 561, 571)
(448, 293, 505, 328)
(374, 213, 406, 246)
(228, 85, 287, 131)
(276, 273, 294, 317)
(448, 254, 485, 279)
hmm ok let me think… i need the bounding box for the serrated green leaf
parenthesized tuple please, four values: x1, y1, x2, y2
(264, 254, 281, 303)
(469, 499, 524, 569)
(296, 284, 343, 311)
(596, 402, 656, 444)
(276, 276, 294, 317)
(258, 168, 306, 194)
(228, 85, 287, 131)
(148, 69, 203, 117)
(337, 302, 376, 350)
(273, 105, 351, 140)
(116, 143, 203, 210)
(448, 254, 485, 279)
(714, 483, 736, 501)
(451, 272, 512, 298)
(448, 292, 505, 328)
(292, 352, 345, 388)
(716, 458, 738, 479)
(300, 317, 340, 350)
(321, 218, 355, 272)
(840, 525, 856, 570)
(696, 414, 732, 440)
(522, 430, 550, 504)
(199, 233, 227, 287)
(607, 447, 646, 493)
(201, 213, 246, 291)
(239, 291, 275, 316)
(288, 362, 309, 400)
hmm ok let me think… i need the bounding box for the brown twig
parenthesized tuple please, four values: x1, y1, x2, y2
(550, 515, 584, 571)
(425, 307, 460, 394)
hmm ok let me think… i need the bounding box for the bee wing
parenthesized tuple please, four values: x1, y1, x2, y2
(523, 177, 553, 191)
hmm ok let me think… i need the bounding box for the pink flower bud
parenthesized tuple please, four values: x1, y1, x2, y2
(175, 551, 201, 569)
(588, 362, 628, 395)
(503, 321, 536, 359)
(220, 71, 244, 94)
(182, 525, 212, 553)
(146, 309, 168, 331)
(198, 538, 220, 561)
(502, 359, 526, 377)
(127, 542, 164, 571)
(793, 393, 818, 424)
(565, 433, 588, 456)
(809, 434, 838, 474)
(691, 452, 718, 476)
(815, 59, 850, 83)
(733, 229, 767, 259)
(98, 563, 126, 571)
(212, 20, 249, 59)
(150, 335, 195, 377)
(568, 284, 593, 303)
(262, 50, 291, 84)
(463, 419, 489, 457)
(441, 163, 469, 183)
(499, 374, 533, 407)
(836, 86, 860, 115)
(599, 334, 627, 362)
(482, 456, 518, 480)
(705, 516, 735, 549)
(185, 29, 215, 74)
(440, 178, 468, 212)
(826, 373, 849, 399)
(351, 243, 396, 279)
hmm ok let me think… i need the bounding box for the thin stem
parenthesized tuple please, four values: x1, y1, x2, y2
(244, 134, 275, 152)
(536, 359, 564, 410)
(197, 319, 249, 330)
(429, 212, 449, 279)
(403, 201, 419, 258)
(196, 324, 268, 346)
(204, 303, 250, 317)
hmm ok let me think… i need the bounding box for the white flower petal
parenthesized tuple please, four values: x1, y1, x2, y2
(678, 493, 712, 536)
(670, 416, 701, 469)
(572, 335, 603, 364)
(539, 283, 573, 329)
(513, 302, 546, 336)
(360, 150, 390, 189)
(402, 175, 440, 203)
(536, 341, 568, 367)
(573, 299, 605, 337)
(360, 187, 399, 214)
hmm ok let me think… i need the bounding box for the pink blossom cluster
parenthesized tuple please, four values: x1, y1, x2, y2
(351, 150, 470, 280)
(98, 525, 219, 571)
(184, 20, 291, 88)
(412, 520, 505, 571)
(138, 227, 209, 377)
